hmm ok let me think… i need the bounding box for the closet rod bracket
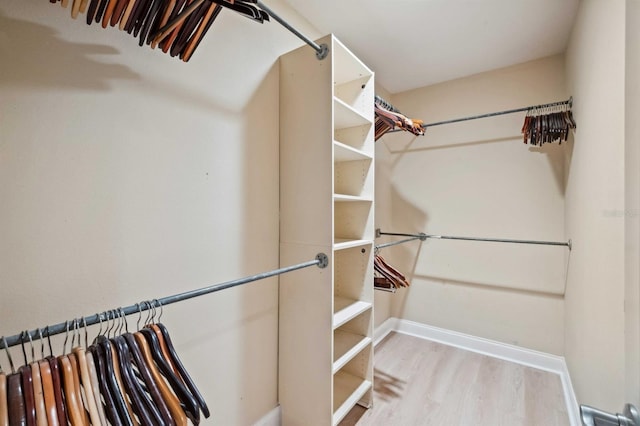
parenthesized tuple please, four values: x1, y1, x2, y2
(316, 253, 329, 268)
(316, 43, 329, 61)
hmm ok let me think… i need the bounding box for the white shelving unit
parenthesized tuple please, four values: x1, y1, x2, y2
(279, 34, 375, 425)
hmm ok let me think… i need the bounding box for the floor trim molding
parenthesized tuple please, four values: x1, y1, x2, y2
(375, 317, 581, 426)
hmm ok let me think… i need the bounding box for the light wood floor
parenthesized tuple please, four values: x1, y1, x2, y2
(340, 332, 569, 426)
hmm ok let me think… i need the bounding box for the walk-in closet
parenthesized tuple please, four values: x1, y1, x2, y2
(1, 0, 638, 425)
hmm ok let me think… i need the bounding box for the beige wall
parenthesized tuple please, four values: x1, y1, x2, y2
(564, 0, 627, 411)
(626, 0, 640, 407)
(380, 55, 568, 354)
(0, 1, 319, 424)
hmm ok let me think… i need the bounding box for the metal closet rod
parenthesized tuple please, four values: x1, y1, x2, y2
(386, 97, 573, 133)
(377, 230, 572, 250)
(0, 253, 329, 350)
(255, 1, 329, 60)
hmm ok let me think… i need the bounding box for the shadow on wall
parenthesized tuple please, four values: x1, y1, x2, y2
(386, 183, 428, 319)
(528, 138, 572, 197)
(382, 126, 571, 198)
(238, 60, 281, 424)
(0, 14, 139, 89)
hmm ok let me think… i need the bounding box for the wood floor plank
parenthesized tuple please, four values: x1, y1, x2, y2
(339, 332, 569, 426)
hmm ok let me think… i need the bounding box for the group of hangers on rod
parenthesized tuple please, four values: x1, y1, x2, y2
(522, 100, 576, 146)
(0, 301, 209, 425)
(50, 0, 268, 61)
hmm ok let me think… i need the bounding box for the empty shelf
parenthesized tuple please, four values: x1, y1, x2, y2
(334, 141, 372, 162)
(333, 371, 372, 425)
(334, 97, 372, 129)
(334, 239, 371, 251)
(334, 194, 373, 202)
(333, 331, 371, 374)
(334, 297, 371, 329)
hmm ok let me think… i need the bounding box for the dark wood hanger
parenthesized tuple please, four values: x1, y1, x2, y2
(93, 338, 133, 426)
(181, 3, 222, 62)
(45, 357, 67, 426)
(7, 373, 26, 426)
(154, 0, 204, 51)
(152, 323, 210, 418)
(169, 0, 208, 57)
(122, 333, 175, 425)
(133, 332, 187, 426)
(137, 328, 200, 424)
(107, 343, 138, 425)
(18, 366, 35, 426)
(111, 336, 161, 425)
(138, 0, 167, 46)
(87, 345, 123, 426)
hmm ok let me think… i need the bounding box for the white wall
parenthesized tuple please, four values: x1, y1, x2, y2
(564, 0, 627, 411)
(0, 2, 320, 424)
(379, 55, 568, 354)
(626, 0, 640, 408)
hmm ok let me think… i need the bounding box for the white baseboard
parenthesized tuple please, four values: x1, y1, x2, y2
(253, 405, 281, 426)
(375, 317, 581, 426)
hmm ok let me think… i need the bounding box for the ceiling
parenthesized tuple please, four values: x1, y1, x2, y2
(282, 0, 579, 94)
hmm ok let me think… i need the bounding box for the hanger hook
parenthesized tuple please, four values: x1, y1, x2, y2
(120, 308, 129, 333)
(114, 309, 122, 335)
(38, 329, 45, 360)
(136, 303, 143, 330)
(45, 326, 53, 357)
(20, 332, 28, 366)
(96, 312, 104, 338)
(70, 319, 77, 349)
(144, 301, 153, 326)
(119, 308, 126, 335)
(2, 337, 15, 374)
(81, 317, 89, 348)
(62, 321, 71, 355)
(26, 331, 35, 364)
(105, 310, 113, 338)
(154, 299, 164, 322)
(115, 309, 122, 336)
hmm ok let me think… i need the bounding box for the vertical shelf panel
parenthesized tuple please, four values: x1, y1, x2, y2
(280, 34, 374, 426)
